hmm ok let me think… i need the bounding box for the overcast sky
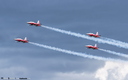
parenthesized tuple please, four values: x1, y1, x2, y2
(0, 0, 128, 80)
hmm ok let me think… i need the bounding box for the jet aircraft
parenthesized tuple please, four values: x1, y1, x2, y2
(15, 37, 28, 43)
(27, 20, 41, 26)
(86, 44, 98, 49)
(86, 32, 100, 37)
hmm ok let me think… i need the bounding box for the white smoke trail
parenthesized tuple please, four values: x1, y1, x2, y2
(99, 48, 128, 58)
(41, 25, 128, 49)
(29, 42, 127, 62)
(101, 37, 128, 47)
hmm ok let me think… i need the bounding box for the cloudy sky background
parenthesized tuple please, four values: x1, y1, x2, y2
(0, 0, 128, 80)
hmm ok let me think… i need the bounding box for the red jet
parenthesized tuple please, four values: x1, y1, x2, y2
(27, 20, 41, 26)
(86, 32, 100, 37)
(86, 44, 98, 49)
(15, 37, 28, 43)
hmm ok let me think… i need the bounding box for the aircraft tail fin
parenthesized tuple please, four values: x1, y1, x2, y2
(96, 32, 98, 35)
(37, 20, 40, 24)
(24, 37, 27, 40)
(94, 44, 97, 47)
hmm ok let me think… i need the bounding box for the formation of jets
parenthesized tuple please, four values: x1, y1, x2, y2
(85, 32, 100, 49)
(15, 20, 101, 50)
